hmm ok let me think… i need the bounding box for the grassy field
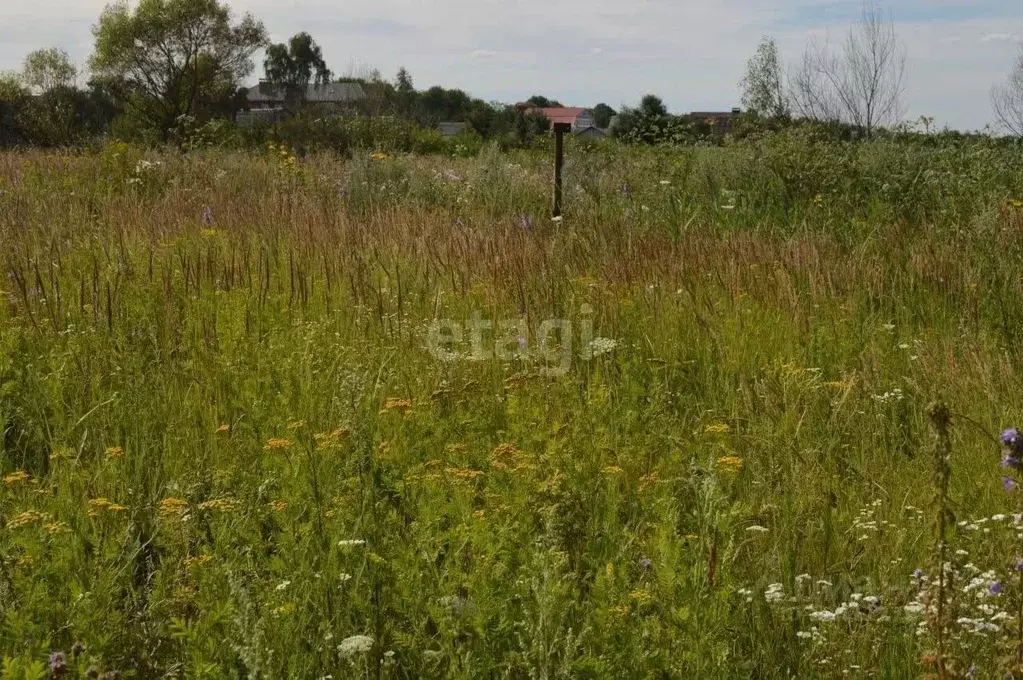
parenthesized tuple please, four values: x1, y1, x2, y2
(4, 135, 1023, 678)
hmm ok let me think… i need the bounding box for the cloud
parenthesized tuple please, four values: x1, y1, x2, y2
(981, 32, 1020, 43)
(470, 49, 497, 59)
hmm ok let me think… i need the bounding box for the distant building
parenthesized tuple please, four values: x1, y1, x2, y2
(237, 80, 366, 125)
(438, 121, 469, 137)
(574, 126, 606, 140)
(687, 108, 742, 136)
(523, 107, 596, 132)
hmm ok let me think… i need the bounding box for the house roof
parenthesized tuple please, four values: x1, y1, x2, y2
(524, 107, 591, 125)
(246, 81, 366, 104)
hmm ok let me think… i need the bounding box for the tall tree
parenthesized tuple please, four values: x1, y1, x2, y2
(526, 95, 562, 108)
(740, 37, 788, 118)
(22, 48, 77, 93)
(993, 46, 1023, 136)
(263, 31, 331, 106)
(592, 102, 616, 128)
(639, 94, 668, 118)
(789, 0, 905, 138)
(90, 0, 267, 140)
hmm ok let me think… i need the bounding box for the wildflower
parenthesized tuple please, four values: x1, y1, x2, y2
(276, 580, 291, 591)
(197, 498, 238, 512)
(764, 583, 785, 603)
(746, 525, 769, 533)
(519, 214, 532, 231)
(215, 424, 230, 434)
(1005, 476, 1017, 492)
(105, 446, 124, 460)
(659, 180, 671, 186)
(382, 398, 412, 411)
(159, 497, 188, 517)
(184, 554, 212, 567)
(588, 337, 618, 357)
(809, 610, 836, 622)
(338, 634, 374, 657)
(3, 470, 29, 485)
(338, 539, 366, 548)
(602, 465, 623, 475)
(201, 205, 213, 226)
(1002, 428, 1021, 449)
(640, 557, 653, 570)
(716, 455, 743, 474)
(264, 438, 291, 451)
(369, 152, 389, 161)
(8, 510, 46, 529)
(704, 423, 730, 434)
(1003, 454, 1020, 469)
(989, 582, 1004, 596)
(629, 589, 653, 602)
(49, 651, 68, 676)
(551, 215, 563, 224)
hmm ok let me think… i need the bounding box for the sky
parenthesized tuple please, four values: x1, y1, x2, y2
(1, 0, 1022, 131)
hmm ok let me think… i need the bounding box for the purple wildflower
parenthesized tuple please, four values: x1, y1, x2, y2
(1005, 476, 1017, 492)
(989, 581, 1003, 595)
(912, 568, 923, 579)
(519, 214, 533, 231)
(49, 651, 68, 676)
(1003, 455, 1020, 469)
(640, 557, 653, 570)
(1002, 428, 1020, 447)
(201, 205, 213, 226)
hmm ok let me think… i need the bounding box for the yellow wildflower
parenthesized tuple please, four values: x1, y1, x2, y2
(159, 497, 188, 517)
(44, 521, 70, 535)
(8, 510, 46, 529)
(287, 420, 306, 430)
(269, 500, 288, 512)
(382, 397, 412, 411)
(198, 498, 239, 512)
(602, 465, 624, 475)
(629, 589, 653, 602)
(716, 456, 744, 474)
(473, 509, 485, 519)
(370, 152, 390, 161)
(612, 604, 631, 616)
(215, 424, 230, 434)
(704, 423, 731, 434)
(264, 438, 291, 451)
(446, 443, 468, 453)
(105, 446, 124, 460)
(3, 471, 30, 485)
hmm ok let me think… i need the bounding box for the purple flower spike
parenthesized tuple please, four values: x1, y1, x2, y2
(989, 581, 1004, 595)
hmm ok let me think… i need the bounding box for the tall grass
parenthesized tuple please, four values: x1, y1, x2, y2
(2, 133, 1023, 677)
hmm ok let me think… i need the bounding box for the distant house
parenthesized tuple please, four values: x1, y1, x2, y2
(438, 121, 469, 137)
(237, 80, 366, 125)
(523, 107, 596, 132)
(687, 108, 742, 136)
(574, 126, 606, 140)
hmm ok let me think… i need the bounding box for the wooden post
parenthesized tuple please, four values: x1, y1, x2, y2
(552, 122, 570, 218)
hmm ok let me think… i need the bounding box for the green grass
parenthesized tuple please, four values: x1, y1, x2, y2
(3, 135, 1023, 678)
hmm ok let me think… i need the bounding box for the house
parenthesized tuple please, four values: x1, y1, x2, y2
(523, 107, 596, 132)
(438, 121, 469, 137)
(237, 80, 366, 125)
(687, 108, 742, 136)
(574, 126, 606, 140)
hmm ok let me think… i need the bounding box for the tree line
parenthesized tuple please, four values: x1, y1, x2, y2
(2, 0, 1022, 149)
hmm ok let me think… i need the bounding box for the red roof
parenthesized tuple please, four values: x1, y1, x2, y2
(524, 107, 589, 125)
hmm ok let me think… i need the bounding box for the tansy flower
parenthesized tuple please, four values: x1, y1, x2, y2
(159, 497, 188, 517)
(629, 589, 653, 602)
(716, 456, 744, 474)
(382, 398, 412, 411)
(8, 510, 46, 529)
(265, 438, 291, 451)
(286, 420, 306, 430)
(3, 471, 30, 485)
(105, 446, 124, 460)
(198, 498, 238, 512)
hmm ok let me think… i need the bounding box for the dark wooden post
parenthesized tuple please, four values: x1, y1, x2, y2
(552, 122, 571, 218)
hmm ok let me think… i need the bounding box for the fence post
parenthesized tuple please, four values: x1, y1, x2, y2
(552, 122, 571, 218)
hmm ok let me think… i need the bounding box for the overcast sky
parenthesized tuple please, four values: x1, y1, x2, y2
(2, 0, 1021, 131)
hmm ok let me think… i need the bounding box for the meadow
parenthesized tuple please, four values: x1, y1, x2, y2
(4, 131, 1023, 678)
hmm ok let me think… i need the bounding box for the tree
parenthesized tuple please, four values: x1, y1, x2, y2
(22, 48, 77, 93)
(993, 46, 1023, 136)
(639, 94, 668, 118)
(789, 0, 906, 138)
(592, 102, 616, 128)
(741, 37, 788, 118)
(395, 67, 414, 95)
(263, 32, 331, 107)
(526, 95, 563, 108)
(90, 0, 267, 140)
